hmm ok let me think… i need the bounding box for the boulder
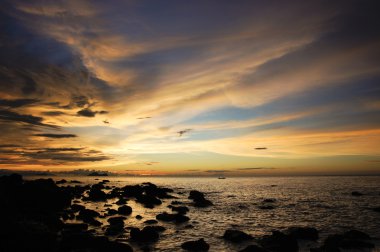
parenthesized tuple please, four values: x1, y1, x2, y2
(239, 245, 268, 252)
(130, 226, 159, 242)
(223, 229, 252, 243)
(181, 238, 209, 251)
(156, 212, 190, 223)
(259, 231, 298, 252)
(286, 227, 319, 240)
(118, 205, 132, 215)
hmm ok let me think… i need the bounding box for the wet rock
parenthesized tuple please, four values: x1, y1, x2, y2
(262, 198, 276, 203)
(223, 229, 253, 243)
(136, 215, 143, 220)
(56, 179, 67, 184)
(312, 230, 374, 251)
(130, 226, 159, 242)
(116, 198, 127, 205)
(258, 205, 275, 210)
(71, 203, 85, 212)
(136, 194, 162, 208)
(286, 227, 319, 240)
(181, 238, 209, 251)
(239, 245, 268, 252)
(77, 209, 100, 224)
(171, 206, 190, 215)
(86, 184, 107, 201)
(156, 212, 190, 223)
(60, 233, 133, 252)
(259, 231, 298, 252)
(108, 216, 126, 226)
(343, 230, 370, 240)
(118, 205, 132, 215)
(351, 191, 364, 196)
(107, 208, 118, 215)
(371, 206, 380, 212)
(144, 219, 158, 225)
(171, 200, 184, 205)
(70, 180, 82, 184)
(188, 190, 213, 207)
(63, 223, 88, 232)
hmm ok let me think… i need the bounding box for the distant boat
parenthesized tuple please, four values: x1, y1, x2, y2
(88, 172, 108, 176)
(218, 176, 226, 179)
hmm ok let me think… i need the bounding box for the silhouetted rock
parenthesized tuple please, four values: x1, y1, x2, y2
(258, 205, 275, 210)
(259, 231, 298, 252)
(188, 190, 213, 207)
(311, 230, 373, 252)
(170, 205, 189, 215)
(351, 191, 364, 196)
(70, 180, 82, 184)
(371, 206, 380, 212)
(116, 198, 127, 205)
(223, 229, 253, 242)
(156, 212, 190, 223)
(86, 185, 107, 201)
(71, 203, 85, 212)
(136, 194, 162, 208)
(286, 227, 319, 240)
(136, 215, 143, 220)
(239, 245, 268, 252)
(60, 233, 132, 252)
(88, 172, 108, 176)
(77, 208, 101, 225)
(144, 219, 158, 225)
(118, 205, 132, 215)
(63, 223, 88, 232)
(130, 226, 159, 242)
(181, 238, 210, 251)
(262, 198, 276, 203)
(108, 208, 118, 215)
(56, 179, 67, 184)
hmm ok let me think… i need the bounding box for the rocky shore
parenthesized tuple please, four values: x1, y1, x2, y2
(0, 174, 377, 252)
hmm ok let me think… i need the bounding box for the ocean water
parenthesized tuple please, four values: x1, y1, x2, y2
(29, 175, 380, 252)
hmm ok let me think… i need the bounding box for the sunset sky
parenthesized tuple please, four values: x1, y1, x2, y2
(0, 0, 379, 175)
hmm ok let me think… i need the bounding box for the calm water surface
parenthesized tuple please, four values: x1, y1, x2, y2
(28, 176, 380, 252)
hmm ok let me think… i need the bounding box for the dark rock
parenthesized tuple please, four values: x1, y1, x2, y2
(130, 226, 159, 242)
(144, 219, 158, 225)
(371, 206, 380, 212)
(171, 206, 189, 215)
(136, 215, 143, 220)
(71, 203, 85, 212)
(223, 229, 253, 243)
(259, 231, 298, 252)
(343, 230, 370, 240)
(107, 216, 125, 226)
(239, 245, 268, 252)
(70, 180, 82, 184)
(156, 212, 190, 223)
(56, 179, 67, 184)
(258, 205, 275, 210)
(77, 209, 100, 224)
(136, 194, 162, 208)
(171, 200, 184, 205)
(87, 186, 107, 201)
(116, 198, 127, 205)
(118, 205, 132, 215)
(108, 208, 118, 215)
(351, 191, 364, 196)
(286, 227, 319, 240)
(188, 190, 213, 207)
(262, 198, 276, 203)
(181, 238, 209, 251)
(63, 223, 88, 232)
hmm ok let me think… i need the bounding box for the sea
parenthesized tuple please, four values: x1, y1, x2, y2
(26, 175, 380, 252)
